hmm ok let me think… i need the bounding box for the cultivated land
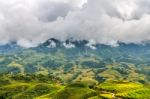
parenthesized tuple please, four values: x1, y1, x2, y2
(0, 40, 150, 99)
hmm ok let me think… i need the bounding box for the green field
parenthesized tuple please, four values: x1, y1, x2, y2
(0, 74, 150, 99)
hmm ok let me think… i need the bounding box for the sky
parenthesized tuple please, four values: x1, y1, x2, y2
(0, 0, 150, 47)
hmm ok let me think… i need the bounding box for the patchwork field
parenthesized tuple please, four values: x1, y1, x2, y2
(0, 74, 150, 99)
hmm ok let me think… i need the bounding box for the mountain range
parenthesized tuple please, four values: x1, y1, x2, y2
(0, 39, 150, 99)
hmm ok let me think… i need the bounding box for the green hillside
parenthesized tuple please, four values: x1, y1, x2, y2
(0, 43, 150, 98)
(0, 74, 150, 99)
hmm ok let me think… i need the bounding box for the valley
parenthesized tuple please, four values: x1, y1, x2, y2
(0, 40, 150, 99)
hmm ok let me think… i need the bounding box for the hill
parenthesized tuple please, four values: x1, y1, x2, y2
(0, 39, 150, 98)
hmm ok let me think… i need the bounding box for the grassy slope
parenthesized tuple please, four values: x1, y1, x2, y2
(0, 47, 150, 99)
(0, 78, 150, 99)
(98, 81, 150, 99)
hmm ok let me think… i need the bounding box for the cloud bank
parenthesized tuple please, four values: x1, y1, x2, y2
(0, 0, 150, 47)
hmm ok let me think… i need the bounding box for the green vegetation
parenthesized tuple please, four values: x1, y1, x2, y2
(0, 43, 150, 98)
(0, 74, 150, 99)
(98, 81, 150, 98)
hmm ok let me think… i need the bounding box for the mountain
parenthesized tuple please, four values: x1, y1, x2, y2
(0, 39, 150, 99)
(0, 39, 149, 82)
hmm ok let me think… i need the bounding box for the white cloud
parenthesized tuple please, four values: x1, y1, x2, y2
(63, 42, 75, 48)
(86, 40, 96, 50)
(17, 39, 38, 48)
(47, 40, 56, 48)
(0, 0, 150, 47)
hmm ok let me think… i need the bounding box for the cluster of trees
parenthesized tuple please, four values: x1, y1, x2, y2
(81, 61, 105, 68)
(0, 73, 62, 84)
